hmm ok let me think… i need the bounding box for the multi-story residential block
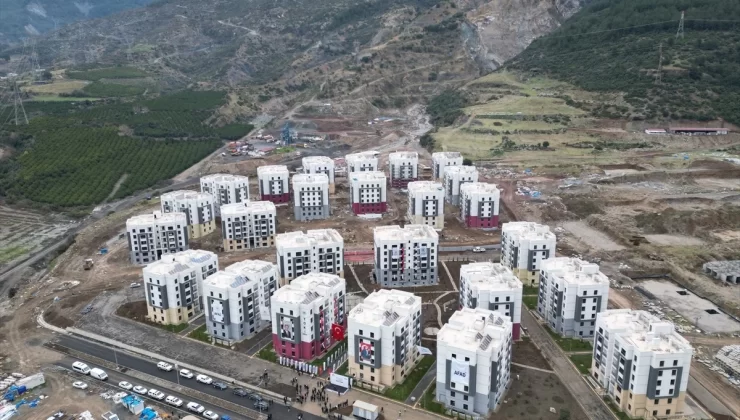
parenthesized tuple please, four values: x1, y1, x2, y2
(373, 224, 438, 287)
(349, 171, 387, 215)
(199, 174, 250, 217)
(276, 229, 344, 285)
(537, 257, 609, 338)
(292, 173, 330, 221)
(346, 151, 379, 173)
(347, 290, 422, 388)
(500, 221, 557, 286)
(143, 249, 218, 325)
(436, 307, 512, 417)
(224, 259, 279, 331)
(220, 201, 277, 251)
(302, 156, 336, 194)
(160, 190, 216, 239)
(592, 310, 693, 419)
(432, 151, 463, 180)
(407, 181, 445, 230)
(443, 166, 478, 206)
(460, 183, 500, 229)
(257, 165, 291, 204)
(203, 267, 274, 345)
(459, 262, 523, 340)
(270, 273, 346, 361)
(388, 151, 419, 188)
(126, 211, 189, 265)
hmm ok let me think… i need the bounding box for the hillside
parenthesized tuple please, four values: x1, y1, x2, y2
(0, 0, 154, 46)
(508, 0, 740, 124)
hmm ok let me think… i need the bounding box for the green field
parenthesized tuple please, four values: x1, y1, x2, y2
(545, 326, 593, 352)
(82, 81, 147, 97)
(420, 384, 448, 416)
(188, 325, 211, 343)
(257, 345, 279, 363)
(383, 356, 434, 401)
(0, 246, 30, 263)
(29, 95, 100, 102)
(523, 295, 538, 310)
(67, 66, 149, 81)
(569, 354, 593, 375)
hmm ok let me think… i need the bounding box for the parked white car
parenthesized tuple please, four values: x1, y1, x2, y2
(203, 411, 219, 420)
(179, 369, 194, 379)
(118, 381, 133, 390)
(157, 361, 174, 371)
(72, 381, 88, 390)
(472, 246, 486, 253)
(132, 385, 148, 395)
(166, 396, 183, 407)
(186, 402, 205, 414)
(196, 374, 213, 384)
(147, 389, 166, 400)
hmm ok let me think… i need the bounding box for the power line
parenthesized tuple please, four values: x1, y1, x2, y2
(544, 18, 740, 40)
(655, 42, 663, 85)
(676, 11, 685, 39)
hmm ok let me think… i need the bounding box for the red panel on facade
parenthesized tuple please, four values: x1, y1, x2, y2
(513, 323, 521, 341)
(390, 177, 418, 189)
(351, 202, 387, 215)
(261, 193, 291, 204)
(464, 215, 499, 228)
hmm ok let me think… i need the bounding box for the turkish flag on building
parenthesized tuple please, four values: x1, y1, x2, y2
(331, 323, 345, 341)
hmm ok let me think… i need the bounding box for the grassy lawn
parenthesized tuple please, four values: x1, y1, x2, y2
(161, 323, 189, 333)
(187, 325, 210, 343)
(522, 285, 539, 295)
(335, 362, 348, 375)
(604, 397, 631, 420)
(419, 384, 448, 416)
(569, 354, 593, 375)
(0, 246, 30, 263)
(274, 146, 296, 154)
(257, 345, 279, 363)
(383, 356, 434, 401)
(545, 326, 593, 352)
(522, 295, 538, 310)
(28, 95, 100, 102)
(309, 339, 347, 367)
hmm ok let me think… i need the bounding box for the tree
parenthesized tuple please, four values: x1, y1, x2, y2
(542, 141, 550, 148)
(559, 409, 571, 420)
(462, 158, 473, 166)
(41, 70, 53, 80)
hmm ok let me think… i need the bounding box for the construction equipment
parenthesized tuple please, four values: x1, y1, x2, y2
(83, 258, 94, 270)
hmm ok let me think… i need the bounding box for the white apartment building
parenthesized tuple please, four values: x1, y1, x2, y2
(224, 259, 279, 332)
(388, 151, 419, 188)
(199, 174, 250, 217)
(203, 268, 273, 345)
(126, 211, 189, 265)
(432, 151, 463, 180)
(276, 229, 344, 285)
(592, 310, 693, 419)
(500, 221, 557, 286)
(270, 273, 347, 361)
(160, 190, 216, 239)
(444, 166, 478, 206)
(459, 262, 523, 340)
(346, 151, 379, 173)
(373, 224, 438, 287)
(349, 171, 387, 215)
(407, 181, 445, 230)
(436, 307, 513, 417)
(460, 183, 500, 229)
(537, 257, 609, 338)
(143, 249, 219, 325)
(257, 165, 291, 204)
(292, 173, 330, 221)
(302, 156, 336, 193)
(347, 290, 422, 388)
(220, 201, 277, 251)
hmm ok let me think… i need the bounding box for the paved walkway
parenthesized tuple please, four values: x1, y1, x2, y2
(439, 261, 458, 292)
(405, 360, 437, 405)
(511, 362, 554, 373)
(521, 309, 616, 420)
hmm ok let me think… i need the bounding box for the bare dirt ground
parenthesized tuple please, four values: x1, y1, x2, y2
(511, 337, 551, 370)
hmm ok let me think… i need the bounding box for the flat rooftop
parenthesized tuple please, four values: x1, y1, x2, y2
(598, 309, 692, 354)
(438, 307, 511, 353)
(460, 182, 500, 195)
(257, 165, 289, 176)
(303, 156, 334, 165)
(445, 165, 478, 176)
(349, 289, 421, 327)
(389, 151, 418, 160)
(225, 259, 276, 277)
(541, 257, 609, 286)
(292, 173, 329, 184)
(374, 224, 438, 242)
(201, 173, 249, 183)
(346, 151, 379, 160)
(221, 201, 276, 216)
(127, 211, 185, 226)
(203, 271, 252, 290)
(460, 262, 522, 292)
(276, 229, 343, 248)
(502, 221, 556, 240)
(161, 190, 213, 202)
(432, 151, 462, 159)
(350, 171, 386, 182)
(407, 181, 444, 193)
(272, 272, 345, 304)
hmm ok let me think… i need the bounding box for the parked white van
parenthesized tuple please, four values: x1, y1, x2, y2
(89, 368, 108, 381)
(72, 361, 91, 375)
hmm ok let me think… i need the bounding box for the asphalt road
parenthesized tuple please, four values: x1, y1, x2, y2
(56, 357, 246, 420)
(54, 335, 323, 420)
